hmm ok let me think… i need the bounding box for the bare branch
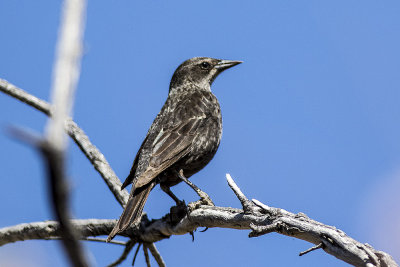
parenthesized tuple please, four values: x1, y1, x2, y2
(65, 119, 128, 206)
(47, 236, 126, 246)
(0, 79, 129, 207)
(41, 0, 88, 265)
(7, 126, 42, 148)
(143, 243, 151, 267)
(148, 243, 166, 267)
(132, 243, 142, 266)
(0, 219, 116, 246)
(47, 0, 86, 150)
(107, 241, 135, 267)
(0, 195, 397, 267)
(299, 243, 324, 256)
(83, 237, 126, 246)
(0, 79, 51, 115)
(226, 173, 253, 213)
(40, 143, 89, 267)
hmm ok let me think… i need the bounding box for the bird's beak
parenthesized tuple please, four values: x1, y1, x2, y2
(215, 60, 243, 70)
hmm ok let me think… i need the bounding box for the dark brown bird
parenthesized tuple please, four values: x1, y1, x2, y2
(107, 57, 242, 241)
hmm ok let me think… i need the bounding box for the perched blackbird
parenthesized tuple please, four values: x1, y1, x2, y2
(107, 57, 241, 241)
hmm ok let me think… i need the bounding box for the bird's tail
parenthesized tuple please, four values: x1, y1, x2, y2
(107, 182, 155, 242)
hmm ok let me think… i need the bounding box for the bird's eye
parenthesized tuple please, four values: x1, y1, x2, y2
(200, 62, 211, 69)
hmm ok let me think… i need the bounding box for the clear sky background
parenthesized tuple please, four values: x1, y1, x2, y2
(1, 1, 399, 266)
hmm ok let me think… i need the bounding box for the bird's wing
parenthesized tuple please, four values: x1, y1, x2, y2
(133, 114, 204, 188)
(129, 91, 213, 190)
(121, 135, 149, 189)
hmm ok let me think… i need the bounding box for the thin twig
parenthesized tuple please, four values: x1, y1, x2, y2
(47, 236, 126, 246)
(0, 79, 51, 115)
(299, 243, 324, 256)
(226, 173, 253, 212)
(143, 243, 151, 267)
(107, 241, 135, 267)
(148, 243, 166, 267)
(132, 243, 142, 266)
(83, 237, 126, 246)
(7, 126, 42, 147)
(0, 79, 129, 207)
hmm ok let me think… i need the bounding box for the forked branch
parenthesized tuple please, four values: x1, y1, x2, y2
(0, 79, 128, 207)
(0, 174, 397, 267)
(0, 80, 397, 267)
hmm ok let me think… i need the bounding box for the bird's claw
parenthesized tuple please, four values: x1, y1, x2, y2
(169, 200, 188, 225)
(188, 196, 214, 212)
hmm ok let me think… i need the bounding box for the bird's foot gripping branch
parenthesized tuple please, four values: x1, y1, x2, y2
(178, 169, 215, 211)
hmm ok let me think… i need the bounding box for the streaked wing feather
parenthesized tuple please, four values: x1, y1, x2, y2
(133, 117, 202, 188)
(121, 135, 149, 189)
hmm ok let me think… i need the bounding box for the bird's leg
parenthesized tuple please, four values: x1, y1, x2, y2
(160, 184, 184, 205)
(178, 169, 214, 210)
(160, 184, 187, 225)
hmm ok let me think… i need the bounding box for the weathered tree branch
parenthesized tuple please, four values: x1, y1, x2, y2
(39, 0, 88, 265)
(226, 173, 254, 213)
(82, 237, 126, 246)
(147, 243, 166, 267)
(132, 243, 142, 266)
(143, 243, 151, 267)
(107, 240, 135, 267)
(39, 145, 89, 267)
(0, 79, 128, 207)
(0, 175, 397, 267)
(47, 0, 85, 150)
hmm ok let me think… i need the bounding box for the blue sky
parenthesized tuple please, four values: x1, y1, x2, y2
(1, 1, 400, 266)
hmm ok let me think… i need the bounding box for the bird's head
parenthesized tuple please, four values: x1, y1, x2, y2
(169, 57, 242, 92)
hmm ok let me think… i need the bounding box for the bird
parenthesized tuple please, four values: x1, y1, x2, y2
(107, 57, 242, 241)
